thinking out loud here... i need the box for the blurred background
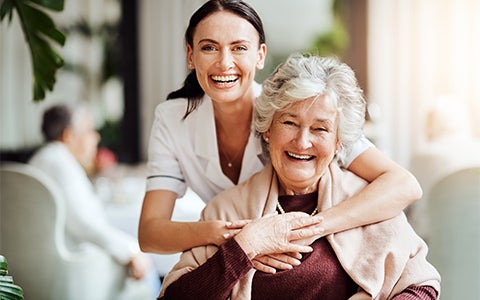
[1,0,479,299]
[1,0,479,165]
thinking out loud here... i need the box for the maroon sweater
[160,192,438,299]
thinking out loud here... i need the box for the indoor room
[1,0,479,299]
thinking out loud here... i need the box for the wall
[368,0,480,166]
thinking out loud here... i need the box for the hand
[253,252,302,274]
[128,252,152,280]
[208,219,251,246]
[234,212,324,260]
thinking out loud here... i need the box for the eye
[313,127,328,132]
[233,45,248,52]
[201,45,217,51]
[282,120,296,126]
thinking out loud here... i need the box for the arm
[320,147,422,235]
[138,190,245,254]
[392,285,438,300]
[160,213,323,298]
[160,239,253,299]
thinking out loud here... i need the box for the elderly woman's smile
[286,151,315,160]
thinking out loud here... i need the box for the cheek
[316,139,337,160]
[268,133,290,162]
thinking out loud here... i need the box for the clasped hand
[230,212,324,273]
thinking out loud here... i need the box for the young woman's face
[187,11,266,104]
[264,96,340,195]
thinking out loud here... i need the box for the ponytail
[167,70,205,119]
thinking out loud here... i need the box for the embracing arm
[320,147,422,235]
[138,190,243,254]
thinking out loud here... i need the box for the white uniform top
[146,83,373,203]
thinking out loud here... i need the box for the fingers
[223,219,251,239]
[282,244,314,255]
[265,253,302,268]
[289,224,325,242]
[252,259,277,274]
[284,212,324,230]
[226,219,251,229]
[222,229,241,240]
[254,255,292,273]
[253,252,304,273]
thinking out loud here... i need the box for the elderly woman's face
[265,95,339,195]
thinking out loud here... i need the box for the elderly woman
[158,54,440,299]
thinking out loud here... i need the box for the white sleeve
[145,104,187,197]
[337,135,375,168]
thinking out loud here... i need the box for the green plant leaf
[30,0,64,11]
[0,0,15,22]
[0,0,65,102]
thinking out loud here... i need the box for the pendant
[227,162,232,168]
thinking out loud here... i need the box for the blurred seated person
[159,54,441,299]
[408,97,480,238]
[29,103,161,299]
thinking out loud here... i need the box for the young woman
[139,0,422,272]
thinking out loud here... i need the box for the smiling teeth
[287,152,313,160]
[211,75,238,82]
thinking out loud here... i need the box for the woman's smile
[210,74,239,88]
[286,151,315,161]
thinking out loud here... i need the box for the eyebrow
[197,38,252,46]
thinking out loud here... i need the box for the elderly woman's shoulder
[329,162,369,199]
[204,165,274,219]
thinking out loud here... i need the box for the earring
[264,137,269,143]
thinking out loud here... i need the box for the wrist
[234,233,257,260]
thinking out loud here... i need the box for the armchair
[0,162,149,300]
[426,167,480,300]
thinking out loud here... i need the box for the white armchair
[426,167,480,300]
[0,162,150,300]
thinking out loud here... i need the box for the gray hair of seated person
[254,53,366,150]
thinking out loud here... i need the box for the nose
[294,128,312,149]
[217,49,234,70]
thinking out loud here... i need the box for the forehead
[193,11,259,44]
[279,95,338,120]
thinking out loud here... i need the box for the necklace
[219,144,244,168]
[215,112,251,168]
[276,201,318,216]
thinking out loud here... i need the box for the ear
[186,44,195,69]
[60,127,73,143]
[263,131,270,143]
[256,44,267,70]
[335,140,341,154]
